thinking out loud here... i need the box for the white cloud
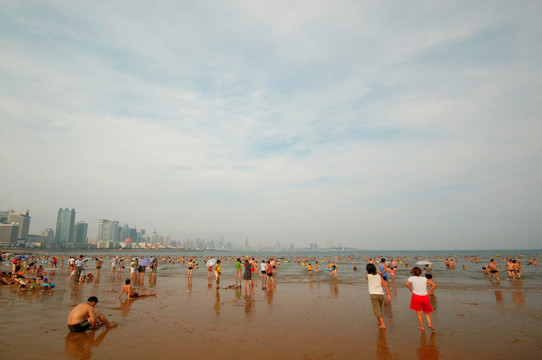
[1,0,541,249]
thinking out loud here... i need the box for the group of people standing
[187,257,279,289]
[365,258,436,332]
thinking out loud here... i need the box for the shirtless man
[67,296,117,332]
[488,259,500,283]
[513,260,522,279]
[117,279,158,299]
[506,259,516,279]
[95,258,103,276]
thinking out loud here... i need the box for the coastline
[1,264,541,359]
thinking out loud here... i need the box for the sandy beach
[1,261,541,360]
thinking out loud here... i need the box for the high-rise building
[150,229,158,244]
[0,223,19,247]
[120,224,132,242]
[129,227,137,243]
[8,210,31,240]
[74,222,88,246]
[97,219,119,247]
[39,228,55,247]
[55,208,76,248]
[0,211,9,223]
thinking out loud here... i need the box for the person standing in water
[406,267,436,331]
[366,263,392,329]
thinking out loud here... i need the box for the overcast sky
[1,1,541,250]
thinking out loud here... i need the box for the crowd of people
[0,251,538,334]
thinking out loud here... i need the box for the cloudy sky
[1,1,541,250]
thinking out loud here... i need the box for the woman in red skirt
[406,266,436,331]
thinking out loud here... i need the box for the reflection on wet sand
[330,282,339,299]
[65,328,112,360]
[214,289,220,317]
[429,294,438,311]
[244,286,255,316]
[511,282,525,304]
[417,331,439,360]
[494,291,504,303]
[118,298,134,317]
[512,291,525,303]
[70,284,82,303]
[265,284,275,306]
[377,328,394,359]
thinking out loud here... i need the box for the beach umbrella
[205,258,217,267]
[416,261,433,266]
[132,257,140,260]
[14,255,29,260]
[139,258,153,267]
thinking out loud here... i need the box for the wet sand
[1,269,541,359]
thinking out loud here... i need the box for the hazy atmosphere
[1,1,541,250]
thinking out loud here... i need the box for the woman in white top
[405,266,436,331]
[365,263,392,329]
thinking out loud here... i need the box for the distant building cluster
[1,208,342,250]
[0,210,31,248]
[0,208,234,250]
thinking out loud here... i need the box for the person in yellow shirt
[307,263,313,274]
[215,260,222,289]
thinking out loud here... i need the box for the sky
[1,1,541,250]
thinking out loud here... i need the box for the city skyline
[2,206,337,250]
[1,2,541,250]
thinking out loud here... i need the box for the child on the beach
[405,266,436,331]
[215,260,221,289]
[365,263,392,329]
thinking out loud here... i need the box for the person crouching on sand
[67,296,117,332]
[405,266,436,332]
[366,263,392,329]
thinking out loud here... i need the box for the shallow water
[11,249,541,291]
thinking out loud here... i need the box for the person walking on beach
[187,258,194,278]
[110,257,118,277]
[266,260,275,285]
[117,279,158,299]
[235,258,242,287]
[424,265,433,280]
[243,259,253,288]
[366,263,392,329]
[406,267,436,331]
[96,258,103,276]
[67,296,117,332]
[506,259,516,280]
[207,260,214,281]
[513,260,522,279]
[215,260,222,289]
[260,260,267,288]
[488,259,501,283]
[378,258,388,282]
[73,255,84,284]
[332,262,338,278]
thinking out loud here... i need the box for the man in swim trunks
[117,279,158,299]
[67,296,117,332]
[488,259,500,283]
